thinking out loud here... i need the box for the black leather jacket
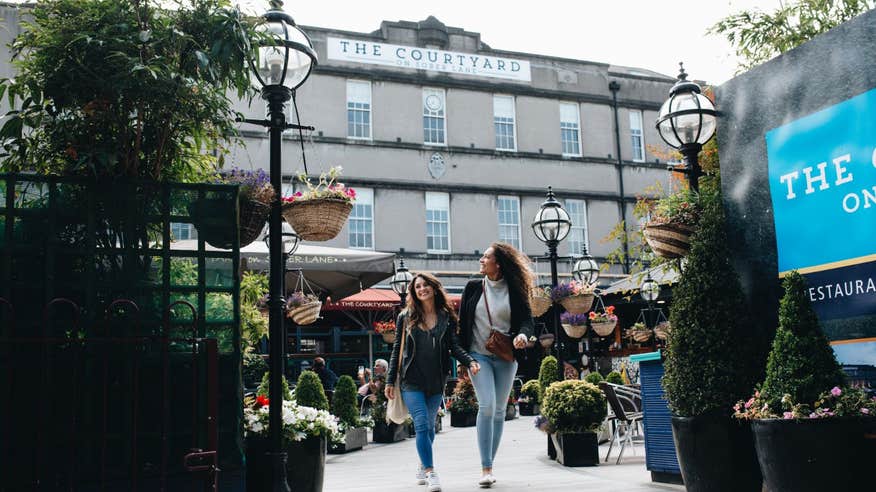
[386,310,474,387]
[457,278,535,361]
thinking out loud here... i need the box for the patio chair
[601,382,644,464]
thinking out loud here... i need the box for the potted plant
[538,355,561,459]
[225,168,274,248]
[281,166,356,241]
[286,291,321,325]
[560,312,588,339]
[242,351,268,390]
[449,378,479,427]
[505,394,518,421]
[245,371,339,492]
[539,380,607,466]
[584,371,604,385]
[625,322,652,343]
[538,332,555,349]
[589,305,618,337]
[605,371,625,386]
[662,187,764,492]
[551,280,595,314]
[733,271,874,492]
[642,188,701,259]
[370,392,408,443]
[373,320,397,344]
[519,380,542,416]
[530,285,553,317]
[329,375,371,454]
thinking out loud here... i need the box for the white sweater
[471,277,512,355]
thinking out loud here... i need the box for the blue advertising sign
[767,87,876,321]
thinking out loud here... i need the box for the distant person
[457,243,535,488]
[359,359,389,401]
[386,272,479,492]
[311,357,338,391]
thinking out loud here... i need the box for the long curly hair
[405,272,458,331]
[490,242,534,308]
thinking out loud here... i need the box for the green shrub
[256,371,292,400]
[295,371,329,411]
[542,380,607,434]
[584,372,604,385]
[759,271,845,412]
[662,186,764,417]
[242,351,268,388]
[538,356,561,398]
[449,378,478,413]
[521,380,542,404]
[332,375,360,427]
[605,371,624,385]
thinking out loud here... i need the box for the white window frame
[346,80,372,140]
[565,199,589,255]
[170,222,196,241]
[348,187,374,250]
[497,195,522,249]
[629,110,645,162]
[493,95,517,152]
[422,88,447,146]
[425,192,451,254]
[560,102,582,157]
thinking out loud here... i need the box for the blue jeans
[401,390,443,469]
[469,352,518,468]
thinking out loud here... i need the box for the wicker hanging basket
[626,327,653,343]
[530,295,552,317]
[562,323,588,339]
[654,321,671,341]
[643,221,696,259]
[239,198,270,248]
[381,331,397,344]
[287,301,321,325]
[538,333,555,349]
[281,198,353,241]
[591,320,617,338]
[558,293,595,314]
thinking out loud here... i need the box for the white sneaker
[478,474,496,488]
[426,471,441,492]
[416,464,427,485]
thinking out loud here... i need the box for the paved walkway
[324,415,684,491]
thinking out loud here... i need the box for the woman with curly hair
[386,272,480,491]
[457,242,535,487]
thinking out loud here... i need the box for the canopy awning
[600,261,680,297]
[171,240,396,300]
[323,288,400,311]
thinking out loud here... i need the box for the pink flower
[733,404,741,412]
[783,412,794,419]
[861,408,870,415]
[809,412,818,419]
[755,390,760,398]
[294,191,302,197]
[744,398,755,409]
[830,387,842,397]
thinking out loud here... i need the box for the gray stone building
[229,15,677,292]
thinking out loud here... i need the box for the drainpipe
[609,80,630,274]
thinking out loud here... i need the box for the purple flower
[783,412,794,419]
[861,408,870,415]
[560,312,589,325]
[830,386,842,397]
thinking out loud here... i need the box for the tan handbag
[386,318,410,424]
[482,280,515,362]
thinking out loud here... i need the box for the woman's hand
[469,361,481,376]
[513,334,528,349]
[384,385,395,400]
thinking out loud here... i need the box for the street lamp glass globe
[641,278,661,302]
[391,262,414,295]
[655,64,717,150]
[572,255,599,286]
[281,232,300,256]
[253,10,317,91]
[532,188,571,244]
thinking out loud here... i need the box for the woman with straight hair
[385,272,480,492]
[458,242,535,488]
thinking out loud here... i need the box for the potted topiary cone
[736,271,873,492]
[519,380,542,416]
[541,380,607,466]
[329,376,369,454]
[538,355,561,459]
[662,187,764,492]
[288,371,330,492]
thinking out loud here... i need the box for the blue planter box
[630,351,683,485]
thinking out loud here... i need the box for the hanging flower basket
[282,198,353,242]
[560,312,588,339]
[626,323,653,343]
[588,304,618,337]
[591,320,617,338]
[381,331,397,344]
[561,323,587,339]
[654,321,671,341]
[373,321,397,344]
[643,221,696,259]
[288,300,321,325]
[187,197,236,249]
[239,198,270,248]
[539,333,555,349]
[530,294,552,318]
[551,280,595,315]
[559,294,595,315]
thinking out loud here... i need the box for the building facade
[229,15,677,291]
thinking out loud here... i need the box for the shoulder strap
[396,313,407,378]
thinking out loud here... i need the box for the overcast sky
[238,0,786,85]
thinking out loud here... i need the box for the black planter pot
[671,416,761,492]
[372,421,407,443]
[329,427,368,454]
[550,432,599,466]
[450,411,477,427]
[246,435,326,492]
[518,401,539,416]
[752,417,873,492]
[547,434,556,459]
[504,404,517,421]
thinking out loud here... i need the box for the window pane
[349,188,373,249]
[497,197,520,248]
[423,89,446,145]
[426,192,450,253]
[630,110,644,161]
[494,96,516,151]
[565,199,588,255]
[347,81,371,139]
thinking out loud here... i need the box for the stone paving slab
[324,416,685,491]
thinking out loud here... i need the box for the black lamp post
[245,3,316,490]
[390,259,414,309]
[531,187,571,381]
[655,63,718,193]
